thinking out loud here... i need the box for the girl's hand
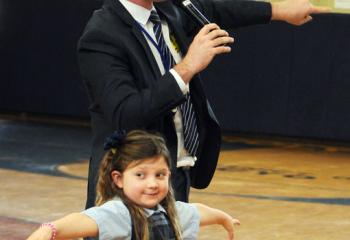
[195,203,241,239]
[222,216,240,240]
[26,226,52,240]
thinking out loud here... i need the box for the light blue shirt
[83,200,200,240]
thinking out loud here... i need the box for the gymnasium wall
[1,1,349,141]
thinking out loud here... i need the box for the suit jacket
[78,0,271,193]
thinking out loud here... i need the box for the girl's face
[112,156,170,209]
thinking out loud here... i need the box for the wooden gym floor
[0,117,349,239]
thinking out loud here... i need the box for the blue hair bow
[103,130,127,151]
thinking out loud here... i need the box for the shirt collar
[119,0,156,26]
[144,204,167,217]
[112,197,167,217]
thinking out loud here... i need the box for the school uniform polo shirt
[82,200,200,240]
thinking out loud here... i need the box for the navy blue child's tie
[149,10,199,157]
[148,211,175,240]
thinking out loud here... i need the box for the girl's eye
[135,173,145,178]
[156,172,167,178]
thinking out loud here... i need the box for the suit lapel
[108,0,161,78]
[155,2,191,54]
[107,0,191,78]
[131,27,161,77]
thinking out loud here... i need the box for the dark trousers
[171,167,191,202]
[85,157,98,210]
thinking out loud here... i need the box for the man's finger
[207,29,229,40]
[310,5,331,14]
[212,36,234,47]
[200,23,220,34]
[298,15,313,25]
[213,46,232,55]
[305,15,313,23]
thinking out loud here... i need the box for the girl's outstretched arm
[26,213,98,240]
[194,203,240,240]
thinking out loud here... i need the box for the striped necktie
[149,10,199,157]
[148,211,176,240]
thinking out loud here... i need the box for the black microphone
[176,0,211,26]
[174,0,228,46]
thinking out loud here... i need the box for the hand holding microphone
[173,0,234,83]
[174,23,234,84]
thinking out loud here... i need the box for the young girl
[27,130,240,240]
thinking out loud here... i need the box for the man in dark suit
[78,0,328,209]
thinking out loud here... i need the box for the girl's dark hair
[96,130,181,240]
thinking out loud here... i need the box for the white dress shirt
[119,0,197,167]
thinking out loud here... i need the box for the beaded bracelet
[40,222,57,240]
